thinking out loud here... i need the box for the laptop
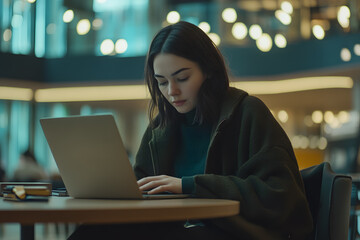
[40,114,189,200]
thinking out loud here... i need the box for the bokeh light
[340,48,351,62]
[249,24,262,40]
[208,33,221,46]
[100,39,114,55]
[115,39,128,54]
[274,34,287,48]
[198,22,211,33]
[232,22,247,40]
[76,19,91,35]
[256,33,272,52]
[312,25,325,40]
[63,10,74,23]
[222,8,237,23]
[166,11,180,24]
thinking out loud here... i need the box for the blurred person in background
[0,166,5,182]
[13,149,48,182]
[0,147,5,181]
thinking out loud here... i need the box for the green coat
[134,87,313,239]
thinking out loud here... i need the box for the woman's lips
[172,100,186,107]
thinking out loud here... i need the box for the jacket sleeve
[133,125,154,180]
[192,96,313,238]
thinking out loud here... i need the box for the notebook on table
[40,114,189,200]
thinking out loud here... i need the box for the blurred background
[0,0,360,238]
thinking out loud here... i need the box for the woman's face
[153,53,206,114]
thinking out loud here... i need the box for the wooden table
[0,197,240,240]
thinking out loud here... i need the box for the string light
[354,44,360,56]
[275,10,291,25]
[3,29,11,41]
[208,33,221,46]
[232,22,247,40]
[249,24,262,40]
[278,110,289,123]
[256,33,272,52]
[312,110,323,124]
[198,22,211,33]
[166,11,180,24]
[274,34,287,48]
[337,6,350,28]
[222,8,237,23]
[76,19,91,35]
[100,39,114,55]
[340,48,351,62]
[63,10,74,23]
[312,25,325,40]
[115,39,128,54]
[281,1,293,14]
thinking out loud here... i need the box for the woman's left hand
[137,175,182,194]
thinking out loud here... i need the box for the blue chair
[301,162,352,240]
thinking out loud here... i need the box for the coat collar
[215,87,248,128]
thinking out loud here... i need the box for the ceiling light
[274,34,287,48]
[35,85,149,102]
[256,33,272,52]
[230,76,353,95]
[354,44,360,56]
[324,111,335,124]
[278,110,289,123]
[232,22,247,40]
[249,24,262,40]
[338,6,351,18]
[166,11,180,24]
[198,22,211,33]
[340,48,351,62]
[76,19,91,35]
[312,110,323,124]
[222,8,237,23]
[208,33,221,46]
[63,10,74,23]
[0,87,33,101]
[3,29,11,41]
[275,10,291,25]
[100,39,114,55]
[337,6,350,28]
[312,25,325,40]
[115,39,128,54]
[281,1,293,14]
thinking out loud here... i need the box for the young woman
[69,21,313,240]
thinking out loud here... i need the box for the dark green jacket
[134,87,313,239]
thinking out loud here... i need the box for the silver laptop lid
[40,114,143,199]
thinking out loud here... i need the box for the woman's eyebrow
[154,68,190,78]
[171,68,190,76]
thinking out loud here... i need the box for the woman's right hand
[137,175,182,194]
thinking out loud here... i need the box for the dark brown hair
[145,21,229,128]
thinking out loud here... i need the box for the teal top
[173,110,212,193]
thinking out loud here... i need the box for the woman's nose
[168,82,180,96]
